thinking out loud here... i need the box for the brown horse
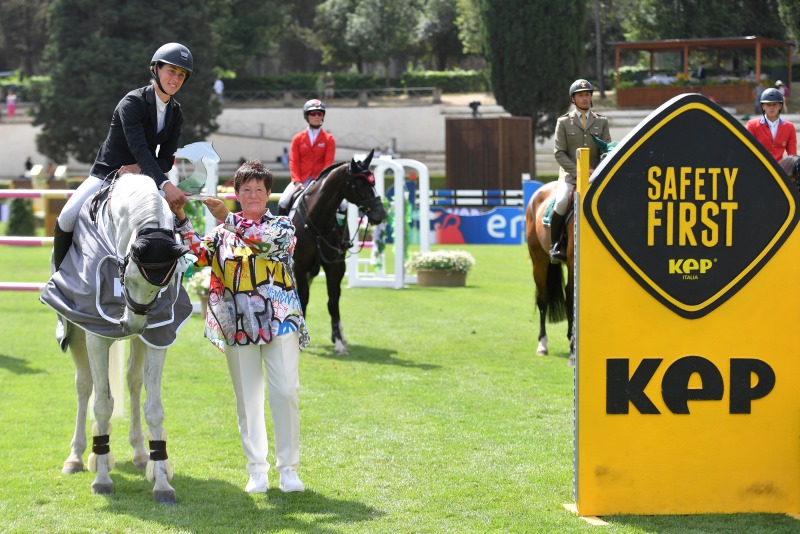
[525,181,574,360]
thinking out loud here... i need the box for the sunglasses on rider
[308,111,324,117]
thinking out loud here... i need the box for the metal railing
[223,86,439,106]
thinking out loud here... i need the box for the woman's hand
[203,198,230,221]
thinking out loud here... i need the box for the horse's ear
[364,149,374,168]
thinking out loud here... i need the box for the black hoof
[154,489,177,505]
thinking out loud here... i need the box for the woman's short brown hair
[233,160,274,193]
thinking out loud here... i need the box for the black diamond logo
[584,94,799,318]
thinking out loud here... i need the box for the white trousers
[277,182,298,209]
[225,332,301,475]
[57,176,104,232]
[553,179,575,216]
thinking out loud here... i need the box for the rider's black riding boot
[549,212,567,264]
[52,220,74,272]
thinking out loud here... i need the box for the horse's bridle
[297,169,381,261]
[118,229,180,315]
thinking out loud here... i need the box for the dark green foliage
[778,0,800,47]
[222,70,488,93]
[401,70,488,92]
[624,0,785,41]
[480,0,585,142]
[7,199,35,236]
[33,0,220,165]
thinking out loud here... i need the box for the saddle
[542,196,574,228]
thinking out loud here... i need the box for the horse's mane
[114,174,168,230]
[315,161,345,181]
[779,155,800,182]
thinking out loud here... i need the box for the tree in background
[0,0,50,78]
[454,0,482,55]
[777,0,800,48]
[315,0,363,71]
[620,0,784,41]
[211,0,288,75]
[480,0,584,175]
[34,0,219,165]
[316,0,420,78]
[416,0,463,70]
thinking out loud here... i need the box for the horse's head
[346,150,387,225]
[119,227,190,334]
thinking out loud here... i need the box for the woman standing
[172,160,309,494]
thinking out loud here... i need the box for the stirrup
[549,246,566,265]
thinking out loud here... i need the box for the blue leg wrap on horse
[149,440,168,461]
[92,435,110,455]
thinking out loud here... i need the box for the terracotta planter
[416,269,467,287]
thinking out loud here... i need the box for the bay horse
[291,151,387,355]
[525,181,574,361]
[41,173,191,504]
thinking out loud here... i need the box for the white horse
[43,173,191,504]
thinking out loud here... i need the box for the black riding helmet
[150,43,193,95]
[303,99,326,120]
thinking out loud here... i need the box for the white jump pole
[346,158,406,289]
[393,159,431,254]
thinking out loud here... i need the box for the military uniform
[554,108,611,185]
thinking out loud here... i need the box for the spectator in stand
[315,74,325,100]
[776,80,789,112]
[323,72,335,100]
[746,87,796,161]
[6,88,16,118]
[696,63,706,80]
[214,77,224,103]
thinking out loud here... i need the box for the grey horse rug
[40,191,192,350]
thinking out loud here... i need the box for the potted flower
[405,249,476,287]
[184,267,212,315]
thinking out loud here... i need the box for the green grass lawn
[0,243,798,533]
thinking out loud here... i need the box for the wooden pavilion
[612,36,795,108]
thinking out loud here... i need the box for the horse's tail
[545,263,568,323]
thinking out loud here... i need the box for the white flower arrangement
[184,267,211,297]
[405,250,476,274]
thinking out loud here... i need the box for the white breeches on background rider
[225,332,301,476]
[278,180,346,212]
[554,179,575,217]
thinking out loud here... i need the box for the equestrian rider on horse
[551,79,611,264]
[52,42,193,271]
[277,99,337,216]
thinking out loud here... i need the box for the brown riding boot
[549,212,567,264]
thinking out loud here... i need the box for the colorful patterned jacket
[176,211,309,352]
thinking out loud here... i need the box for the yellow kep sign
[574,94,800,515]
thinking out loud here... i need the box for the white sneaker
[245,471,268,493]
[279,468,305,493]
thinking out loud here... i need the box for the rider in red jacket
[277,99,336,214]
[746,87,797,161]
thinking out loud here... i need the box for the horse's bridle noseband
[118,229,181,315]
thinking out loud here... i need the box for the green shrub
[7,198,35,236]
[401,70,488,93]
